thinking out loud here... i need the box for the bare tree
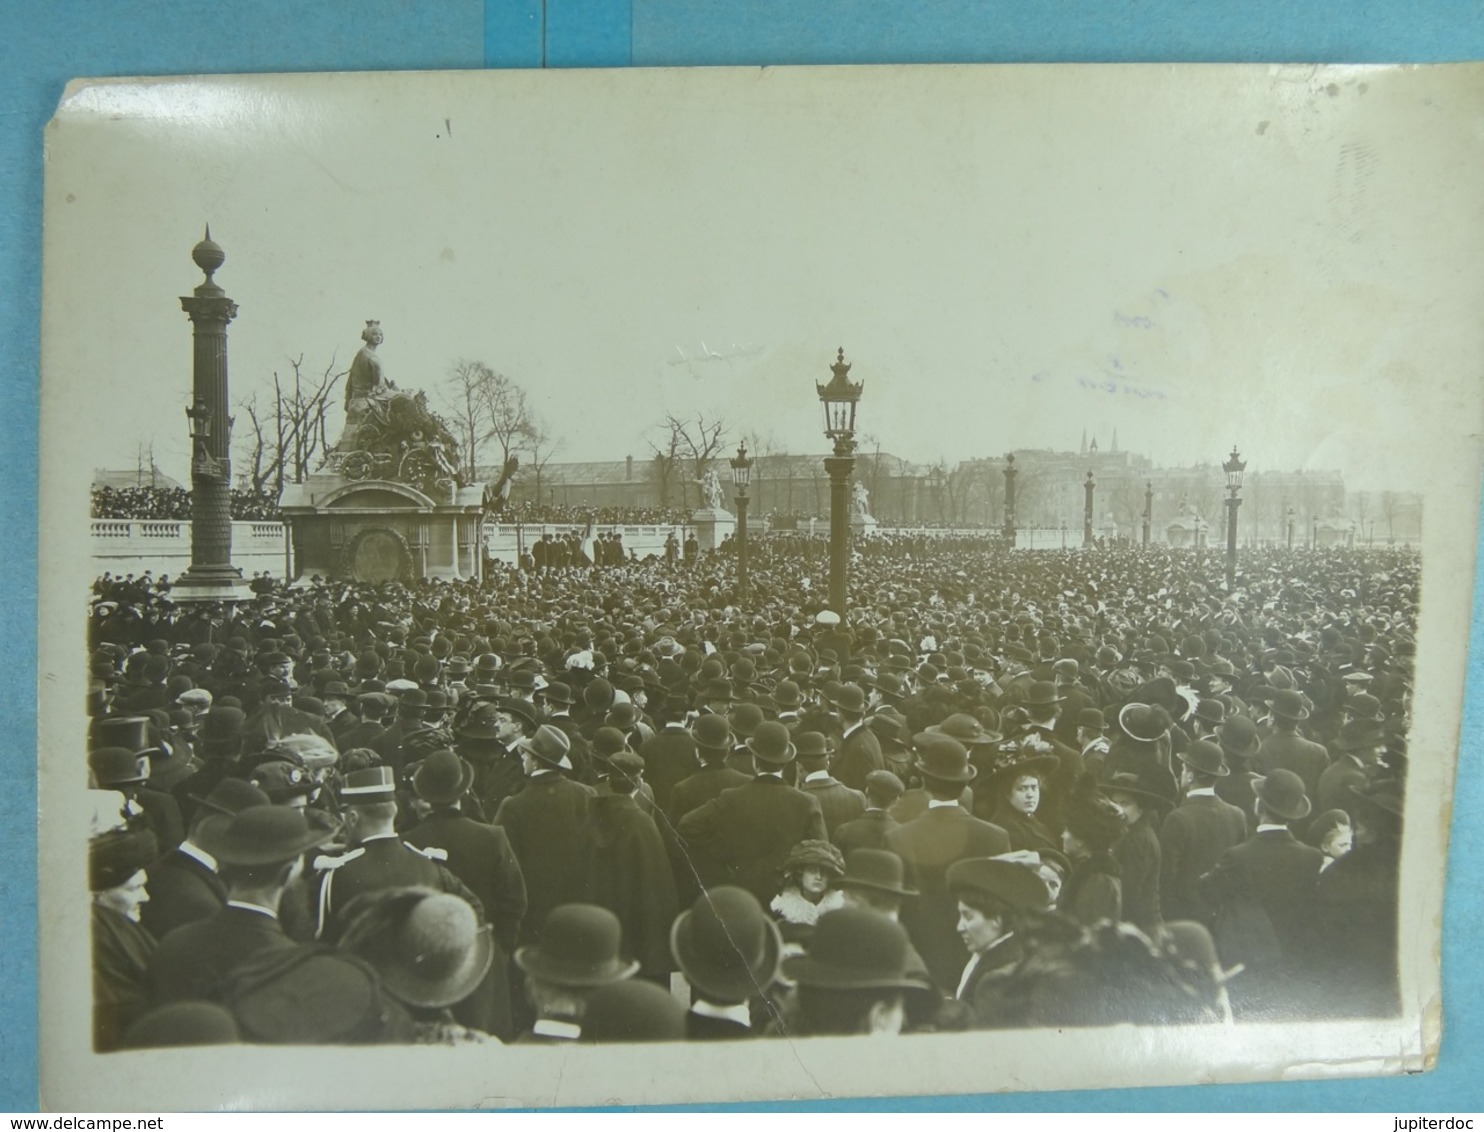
[441,360,494,480]
[525,417,561,503]
[235,355,344,496]
[649,413,731,509]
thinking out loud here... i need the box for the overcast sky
[41,64,1484,495]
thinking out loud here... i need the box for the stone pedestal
[689,507,736,551]
[850,513,879,538]
[279,474,487,583]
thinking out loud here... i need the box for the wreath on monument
[341,525,415,583]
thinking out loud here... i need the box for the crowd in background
[91,485,283,523]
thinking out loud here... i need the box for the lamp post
[816,347,863,616]
[1142,481,1152,546]
[1286,505,1295,550]
[929,466,945,526]
[174,228,248,603]
[730,441,753,603]
[1060,519,1067,549]
[1222,445,1246,589]
[1003,453,1018,547]
[1083,470,1095,547]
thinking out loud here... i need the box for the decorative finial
[192,225,225,282]
[837,347,845,364]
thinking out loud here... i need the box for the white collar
[1256,823,1289,834]
[225,899,278,920]
[955,952,982,999]
[841,720,866,740]
[177,840,218,873]
[690,1000,751,1027]
[531,1018,582,1040]
[928,799,961,810]
[359,831,400,843]
[1185,786,1217,797]
[755,771,783,780]
[803,770,831,784]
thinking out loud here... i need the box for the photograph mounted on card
[38,63,1483,1109]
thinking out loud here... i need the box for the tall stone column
[173,228,249,603]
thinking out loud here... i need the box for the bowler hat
[1253,769,1311,821]
[201,805,337,866]
[1075,708,1105,731]
[912,733,977,783]
[515,904,640,987]
[1193,700,1226,727]
[539,682,575,706]
[456,702,504,740]
[825,682,867,715]
[771,680,803,709]
[191,777,271,817]
[1101,766,1178,810]
[339,887,494,1009]
[927,713,1003,747]
[1215,716,1260,761]
[411,749,473,805]
[1117,703,1172,744]
[834,848,917,898]
[692,714,734,752]
[746,720,796,766]
[670,886,782,1004]
[123,1003,240,1049]
[781,907,932,995]
[1268,689,1310,721]
[730,703,765,738]
[1332,717,1385,753]
[1177,739,1230,778]
[946,856,1051,914]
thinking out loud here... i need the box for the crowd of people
[497,500,693,527]
[91,485,283,523]
[84,535,1413,1049]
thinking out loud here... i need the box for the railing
[90,519,284,542]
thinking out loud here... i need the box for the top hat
[517,725,574,769]
[912,733,977,783]
[89,747,149,788]
[833,848,917,898]
[1177,738,1230,778]
[200,805,337,867]
[946,856,1051,914]
[412,749,473,805]
[1268,689,1310,721]
[746,721,796,766]
[780,907,931,995]
[515,904,640,987]
[927,713,1003,747]
[90,716,154,754]
[670,886,783,1004]
[1253,769,1311,821]
[338,888,494,1009]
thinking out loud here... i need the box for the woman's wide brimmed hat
[338,887,495,1009]
[780,907,932,997]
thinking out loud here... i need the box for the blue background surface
[2,0,1480,1113]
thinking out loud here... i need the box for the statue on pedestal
[853,479,872,518]
[329,320,467,496]
[697,468,725,511]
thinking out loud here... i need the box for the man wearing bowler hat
[670,886,784,1039]
[88,742,184,854]
[1256,689,1331,812]
[887,733,1011,990]
[494,726,598,948]
[1199,768,1325,1021]
[140,778,270,940]
[676,721,827,906]
[513,904,640,1043]
[831,849,937,1019]
[795,732,868,837]
[826,682,885,792]
[308,766,486,942]
[1159,739,1249,926]
[1317,717,1383,817]
[148,803,337,1006]
[782,906,933,1037]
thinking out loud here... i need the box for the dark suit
[139,845,226,940]
[676,774,827,905]
[149,904,298,1005]
[798,772,867,836]
[1114,813,1162,935]
[685,1010,753,1040]
[1200,826,1324,1019]
[831,722,884,792]
[887,804,1011,988]
[309,835,486,941]
[1159,790,1249,924]
[1317,755,1370,818]
[495,772,597,945]
[93,905,156,1051]
[961,933,1026,1030]
[403,808,527,954]
[639,725,701,813]
[667,766,751,825]
[336,717,386,752]
[832,809,900,855]
[1256,729,1330,809]
[582,794,678,981]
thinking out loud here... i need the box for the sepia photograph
[36,62,1484,1108]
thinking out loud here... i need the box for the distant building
[93,466,186,492]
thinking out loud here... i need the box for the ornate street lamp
[1142,481,1153,547]
[816,348,863,616]
[1083,470,1096,547]
[1003,454,1018,546]
[1222,445,1247,588]
[730,441,753,603]
[1286,504,1295,550]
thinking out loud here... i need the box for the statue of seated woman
[337,320,397,453]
